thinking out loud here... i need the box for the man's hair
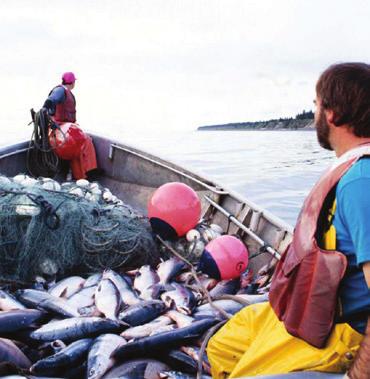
[316,62,370,137]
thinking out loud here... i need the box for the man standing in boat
[208,63,370,379]
[43,72,98,180]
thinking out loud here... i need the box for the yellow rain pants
[207,302,363,378]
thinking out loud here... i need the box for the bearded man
[207,63,370,379]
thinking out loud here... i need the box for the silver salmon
[161,283,196,315]
[157,258,186,285]
[95,278,121,320]
[84,273,103,288]
[48,276,85,298]
[66,285,97,311]
[119,300,166,326]
[103,269,140,306]
[87,333,127,379]
[209,278,240,299]
[30,317,123,342]
[102,359,170,379]
[121,315,172,340]
[113,318,218,360]
[0,289,26,311]
[0,337,32,369]
[159,371,212,379]
[193,299,244,318]
[134,265,160,300]
[0,309,46,333]
[16,289,79,318]
[166,310,194,328]
[30,338,93,375]
[149,324,177,336]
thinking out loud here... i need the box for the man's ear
[324,109,336,126]
[326,108,348,127]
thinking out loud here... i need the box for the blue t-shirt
[48,86,66,104]
[333,157,370,334]
[46,86,66,115]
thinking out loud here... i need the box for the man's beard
[315,111,333,151]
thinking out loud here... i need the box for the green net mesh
[0,175,158,282]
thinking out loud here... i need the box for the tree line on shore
[198,110,314,131]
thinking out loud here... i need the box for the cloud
[0,0,370,139]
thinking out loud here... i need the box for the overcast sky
[1,0,370,140]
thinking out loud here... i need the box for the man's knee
[207,332,221,360]
[207,334,230,379]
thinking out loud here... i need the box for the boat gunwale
[99,133,294,235]
[0,135,294,237]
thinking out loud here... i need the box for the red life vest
[269,149,370,348]
[52,85,76,123]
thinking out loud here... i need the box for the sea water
[116,130,335,226]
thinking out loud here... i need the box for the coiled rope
[26,109,61,178]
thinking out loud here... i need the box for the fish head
[177,305,193,315]
[139,265,151,273]
[88,366,101,379]
[153,300,167,313]
[161,294,175,309]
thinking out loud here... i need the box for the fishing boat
[0,134,292,270]
[0,134,342,378]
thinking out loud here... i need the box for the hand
[43,99,53,110]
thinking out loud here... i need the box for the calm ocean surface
[114,130,335,226]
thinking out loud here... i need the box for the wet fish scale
[95,278,121,320]
[0,309,46,333]
[119,300,166,326]
[166,310,194,328]
[87,333,127,379]
[103,269,140,306]
[17,289,80,317]
[84,273,103,288]
[30,338,93,375]
[159,371,212,379]
[48,276,86,298]
[134,265,160,297]
[121,315,172,340]
[30,317,123,342]
[157,258,187,285]
[209,278,240,299]
[163,350,198,374]
[67,285,97,312]
[113,318,218,360]
[0,290,26,311]
[193,299,244,318]
[102,359,170,379]
[161,283,196,315]
[0,337,32,369]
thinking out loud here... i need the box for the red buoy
[148,182,201,239]
[198,235,249,280]
[49,123,86,160]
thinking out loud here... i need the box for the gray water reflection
[111,130,335,226]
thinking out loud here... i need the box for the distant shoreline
[197,115,315,132]
[197,127,315,132]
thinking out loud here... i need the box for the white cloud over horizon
[1,0,370,142]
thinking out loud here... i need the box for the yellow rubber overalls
[207,200,364,378]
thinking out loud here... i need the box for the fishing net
[0,175,158,282]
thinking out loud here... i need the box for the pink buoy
[148,182,201,239]
[199,235,249,280]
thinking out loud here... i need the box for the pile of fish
[4,174,128,217]
[0,255,272,378]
